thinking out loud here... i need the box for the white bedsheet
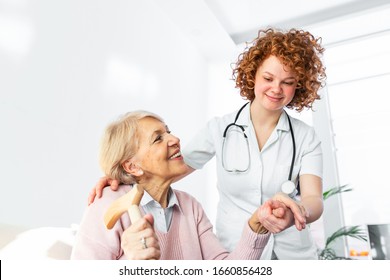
[0,224,78,260]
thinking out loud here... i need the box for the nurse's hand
[87,176,120,205]
[250,200,287,234]
[121,214,161,260]
[272,192,308,231]
[87,165,195,205]
[256,199,295,234]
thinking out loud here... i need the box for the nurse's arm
[88,176,120,205]
[87,165,195,205]
[298,174,324,224]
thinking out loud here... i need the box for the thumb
[270,200,286,218]
[144,213,154,227]
[272,207,285,218]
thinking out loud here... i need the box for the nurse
[184,28,325,259]
[89,28,326,259]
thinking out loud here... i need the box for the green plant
[322,184,353,200]
[318,185,368,260]
[319,225,367,259]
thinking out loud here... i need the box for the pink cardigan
[71,185,270,260]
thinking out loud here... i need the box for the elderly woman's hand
[121,214,161,260]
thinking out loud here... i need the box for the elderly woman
[71,110,296,260]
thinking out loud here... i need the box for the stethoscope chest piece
[281,180,298,198]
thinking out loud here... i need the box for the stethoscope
[221,102,298,198]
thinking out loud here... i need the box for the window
[323,27,390,257]
[326,31,390,227]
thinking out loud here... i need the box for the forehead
[138,117,166,134]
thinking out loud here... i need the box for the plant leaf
[323,184,353,200]
[325,225,367,247]
[319,248,337,260]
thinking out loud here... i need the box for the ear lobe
[122,160,143,177]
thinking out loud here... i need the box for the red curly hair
[232,28,327,112]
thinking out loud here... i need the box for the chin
[264,104,285,112]
[174,166,188,176]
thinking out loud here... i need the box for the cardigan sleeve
[192,194,270,260]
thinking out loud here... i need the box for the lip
[168,149,183,160]
[265,93,283,102]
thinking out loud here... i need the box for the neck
[137,178,172,208]
[250,102,283,128]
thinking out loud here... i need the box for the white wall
[0,0,211,228]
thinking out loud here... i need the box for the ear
[122,160,144,177]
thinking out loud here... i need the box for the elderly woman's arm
[196,199,297,260]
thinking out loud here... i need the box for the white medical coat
[183,104,322,259]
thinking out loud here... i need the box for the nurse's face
[131,117,187,181]
[253,55,297,112]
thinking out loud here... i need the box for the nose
[271,81,282,94]
[167,133,180,147]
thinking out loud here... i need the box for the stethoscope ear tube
[223,123,247,138]
[285,112,296,181]
[222,102,249,138]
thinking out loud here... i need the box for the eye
[153,135,162,143]
[283,81,295,85]
[263,76,272,82]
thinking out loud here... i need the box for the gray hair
[99,110,164,184]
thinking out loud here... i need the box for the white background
[1,0,390,259]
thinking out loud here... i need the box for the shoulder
[173,189,204,214]
[102,184,131,199]
[287,115,322,154]
[186,110,237,143]
[173,189,198,204]
[288,115,317,138]
[78,185,133,234]
[87,185,132,215]
[288,115,312,131]
[209,111,235,124]
[205,110,239,132]
[73,185,131,259]
[172,189,212,228]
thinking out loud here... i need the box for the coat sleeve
[182,118,218,170]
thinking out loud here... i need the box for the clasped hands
[121,192,307,260]
[89,178,308,259]
[254,192,308,234]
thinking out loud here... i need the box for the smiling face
[128,117,187,182]
[253,55,298,112]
